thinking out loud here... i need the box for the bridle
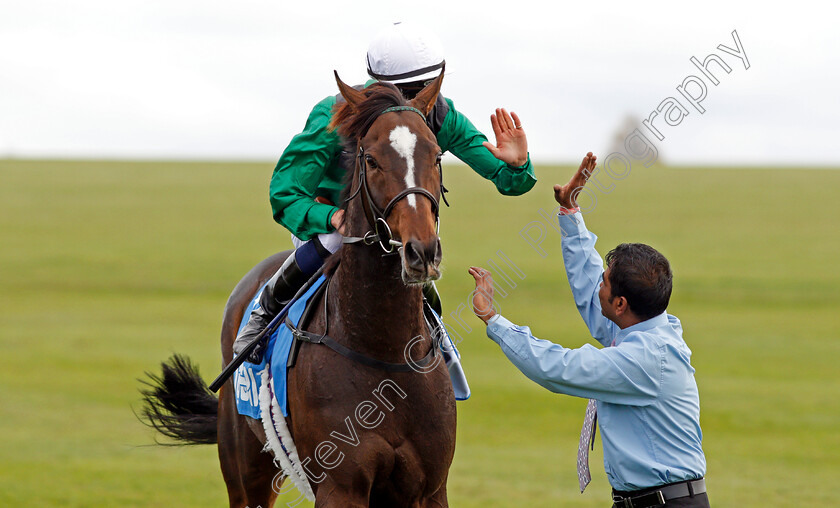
[342,105,449,254]
[286,105,450,375]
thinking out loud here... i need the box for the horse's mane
[328,82,409,141]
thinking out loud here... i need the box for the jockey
[234,22,536,362]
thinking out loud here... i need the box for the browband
[380,106,426,121]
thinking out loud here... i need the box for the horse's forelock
[329,83,409,141]
[331,82,412,209]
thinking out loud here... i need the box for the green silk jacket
[269,89,537,241]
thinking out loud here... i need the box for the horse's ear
[334,71,365,110]
[410,66,445,116]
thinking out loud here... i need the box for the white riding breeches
[291,231,343,254]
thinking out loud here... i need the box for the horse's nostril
[405,241,425,269]
[433,238,442,265]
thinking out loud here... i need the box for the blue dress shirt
[485,211,706,491]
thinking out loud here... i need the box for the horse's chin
[400,265,442,286]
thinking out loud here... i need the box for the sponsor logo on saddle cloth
[233,276,328,419]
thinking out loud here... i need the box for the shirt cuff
[486,314,514,345]
[307,202,339,233]
[557,210,587,238]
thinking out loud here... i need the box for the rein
[342,105,450,254]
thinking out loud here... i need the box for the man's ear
[613,296,629,316]
[334,70,365,110]
[409,65,444,116]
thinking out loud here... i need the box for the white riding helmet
[366,22,445,84]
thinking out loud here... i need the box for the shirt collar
[614,311,669,344]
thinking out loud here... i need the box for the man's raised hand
[553,152,597,210]
[482,108,528,167]
[468,266,497,324]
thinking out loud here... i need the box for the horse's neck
[331,235,426,360]
[333,249,425,353]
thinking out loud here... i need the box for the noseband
[342,105,450,253]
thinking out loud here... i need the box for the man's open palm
[482,108,528,167]
[554,152,597,209]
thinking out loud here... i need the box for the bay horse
[140,72,456,507]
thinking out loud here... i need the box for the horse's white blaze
[389,125,418,209]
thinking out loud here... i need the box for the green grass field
[1,158,838,507]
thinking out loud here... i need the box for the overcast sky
[1,0,836,165]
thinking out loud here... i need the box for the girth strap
[287,322,437,373]
[285,277,438,373]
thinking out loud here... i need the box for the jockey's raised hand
[553,152,597,210]
[482,108,528,167]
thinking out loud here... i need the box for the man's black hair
[605,243,673,321]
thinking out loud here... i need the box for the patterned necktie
[577,398,597,492]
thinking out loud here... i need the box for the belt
[612,478,706,508]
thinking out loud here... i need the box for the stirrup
[422,297,470,401]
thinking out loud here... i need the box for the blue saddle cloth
[233,275,470,419]
[233,275,327,419]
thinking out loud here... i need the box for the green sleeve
[269,97,341,241]
[436,97,537,196]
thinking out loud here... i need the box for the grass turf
[0,158,838,506]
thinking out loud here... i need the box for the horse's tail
[139,354,218,445]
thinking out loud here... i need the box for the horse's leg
[240,453,280,508]
[218,384,247,507]
[218,384,279,508]
[219,385,280,507]
[227,415,279,508]
[217,413,280,507]
[313,482,370,508]
[421,480,449,508]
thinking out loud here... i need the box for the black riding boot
[233,250,311,363]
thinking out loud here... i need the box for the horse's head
[330,71,445,285]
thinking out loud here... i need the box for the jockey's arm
[435,97,537,196]
[269,97,343,242]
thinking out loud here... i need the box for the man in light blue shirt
[469,153,709,507]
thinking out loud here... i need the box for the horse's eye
[365,154,378,169]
